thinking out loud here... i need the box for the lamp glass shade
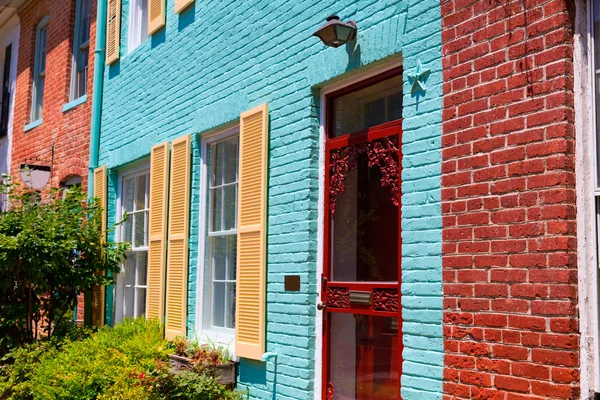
[316,25,336,46]
[20,165,51,190]
[335,25,353,43]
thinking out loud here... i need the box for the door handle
[317,301,327,311]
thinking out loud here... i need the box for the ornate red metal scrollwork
[326,382,334,400]
[329,136,399,213]
[326,287,350,309]
[373,289,399,312]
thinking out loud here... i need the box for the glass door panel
[329,314,400,400]
[332,152,399,282]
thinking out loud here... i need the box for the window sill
[24,119,42,132]
[196,329,236,359]
[62,94,87,112]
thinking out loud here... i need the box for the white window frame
[114,162,150,323]
[70,0,91,101]
[128,0,148,54]
[196,126,240,352]
[30,16,48,123]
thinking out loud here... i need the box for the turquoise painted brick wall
[97,0,443,398]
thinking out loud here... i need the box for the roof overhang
[0,0,28,30]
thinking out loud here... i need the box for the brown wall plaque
[284,275,301,291]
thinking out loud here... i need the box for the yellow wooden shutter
[148,0,165,35]
[235,104,269,360]
[174,0,193,14]
[92,166,107,327]
[146,143,170,322]
[164,135,191,340]
[105,0,121,65]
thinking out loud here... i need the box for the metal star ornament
[409,61,430,96]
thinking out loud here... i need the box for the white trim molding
[576,0,599,398]
[314,56,403,400]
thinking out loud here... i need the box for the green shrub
[0,318,243,400]
[30,318,168,400]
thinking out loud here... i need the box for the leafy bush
[0,318,243,400]
[0,179,128,354]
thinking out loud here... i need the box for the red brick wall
[10,0,95,190]
[441,1,578,399]
[10,0,97,323]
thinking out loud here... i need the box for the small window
[115,166,149,323]
[31,17,48,123]
[0,44,12,138]
[330,73,403,137]
[61,175,82,199]
[70,0,92,100]
[201,131,239,339]
[128,0,148,53]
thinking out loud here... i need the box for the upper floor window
[0,44,12,138]
[31,16,48,122]
[199,129,239,343]
[70,0,92,100]
[128,0,148,53]
[115,166,149,323]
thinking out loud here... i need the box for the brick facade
[10,0,95,190]
[441,1,578,398]
[10,0,96,323]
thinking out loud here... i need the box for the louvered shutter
[92,166,107,327]
[105,0,121,65]
[148,0,165,35]
[146,143,170,323]
[164,135,191,340]
[174,0,193,14]
[235,104,269,360]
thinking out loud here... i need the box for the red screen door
[321,68,403,400]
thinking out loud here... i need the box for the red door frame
[321,67,403,400]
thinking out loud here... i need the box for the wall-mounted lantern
[313,15,357,48]
[20,164,51,190]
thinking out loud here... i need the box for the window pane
[135,174,146,211]
[226,235,236,281]
[210,187,222,232]
[212,236,226,281]
[223,137,238,184]
[123,213,132,243]
[125,178,134,212]
[134,212,145,247]
[136,288,146,317]
[76,47,88,97]
[137,251,148,286]
[79,0,91,44]
[212,282,225,328]
[126,252,136,287]
[225,282,235,329]
[214,142,224,186]
[39,28,47,73]
[124,253,136,318]
[222,185,236,231]
[332,74,403,137]
[140,0,149,44]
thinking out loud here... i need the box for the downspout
[82,0,107,326]
[88,0,106,195]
